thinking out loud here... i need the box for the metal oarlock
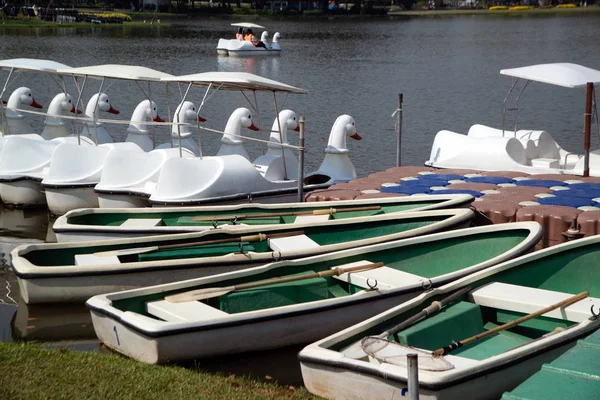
[366,278,379,291]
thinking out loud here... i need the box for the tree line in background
[2,0,596,14]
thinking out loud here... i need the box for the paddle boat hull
[0,136,61,207]
[299,233,600,400]
[95,148,196,210]
[14,209,475,304]
[0,179,46,207]
[216,39,281,57]
[426,63,600,177]
[52,194,474,242]
[84,222,541,364]
[42,142,145,215]
[426,125,595,176]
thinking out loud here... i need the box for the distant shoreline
[1,5,599,28]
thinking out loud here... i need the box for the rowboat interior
[102,227,534,322]
[330,243,600,366]
[22,213,460,266]
[63,201,450,229]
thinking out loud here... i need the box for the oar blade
[165,286,234,303]
[93,246,159,257]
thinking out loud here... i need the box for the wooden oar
[190,205,381,222]
[165,262,385,303]
[432,290,589,357]
[343,286,472,359]
[92,230,305,257]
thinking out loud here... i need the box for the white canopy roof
[231,22,266,29]
[162,72,307,94]
[0,58,72,74]
[56,64,173,81]
[500,63,600,88]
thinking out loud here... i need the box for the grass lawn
[0,342,318,399]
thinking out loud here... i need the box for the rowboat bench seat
[75,254,121,266]
[293,214,331,224]
[332,260,426,292]
[120,218,164,227]
[146,300,229,323]
[469,282,599,323]
[268,234,320,252]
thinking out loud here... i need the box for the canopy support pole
[0,67,14,136]
[584,82,594,177]
[297,116,305,202]
[273,91,288,180]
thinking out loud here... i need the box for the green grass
[0,342,317,400]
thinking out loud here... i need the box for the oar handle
[380,286,473,339]
[234,262,384,291]
[157,230,305,251]
[432,290,589,357]
[190,205,381,221]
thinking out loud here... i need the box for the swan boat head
[261,31,269,47]
[222,107,259,145]
[271,32,281,50]
[42,93,82,140]
[171,101,206,139]
[326,114,361,154]
[268,109,298,148]
[2,87,43,135]
[80,93,120,143]
[216,107,259,160]
[127,99,164,135]
[309,114,361,183]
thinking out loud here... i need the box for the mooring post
[583,82,593,177]
[407,353,419,400]
[396,93,403,167]
[297,116,305,202]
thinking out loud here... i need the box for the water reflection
[0,205,52,241]
[216,55,282,77]
[11,300,95,343]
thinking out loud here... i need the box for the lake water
[1,13,600,385]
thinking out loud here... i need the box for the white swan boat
[39,64,174,215]
[96,71,360,208]
[0,58,71,137]
[94,105,255,208]
[216,23,281,57]
[426,63,600,177]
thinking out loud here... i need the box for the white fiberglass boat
[426,63,600,177]
[97,71,361,208]
[217,23,281,57]
[40,64,173,215]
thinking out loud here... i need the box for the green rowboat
[84,221,542,364]
[13,208,474,304]
[299,232,600,400]
[52,194,474,242]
